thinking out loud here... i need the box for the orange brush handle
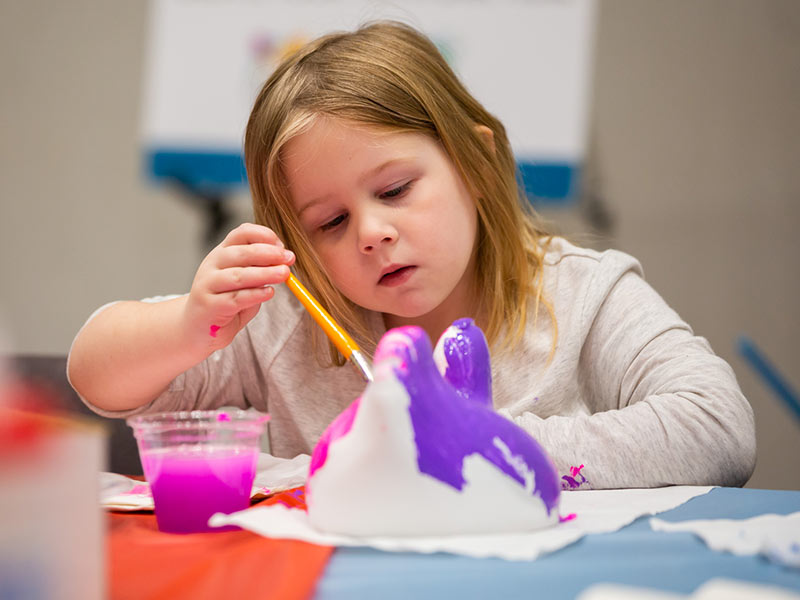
[285,274,359,359]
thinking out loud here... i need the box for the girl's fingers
[215,243,295,270]
[208,286,275,320]
[220,223,283,248]
[206,264,291,294]
[188,224,292,330]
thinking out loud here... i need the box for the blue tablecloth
[314,488,800,599]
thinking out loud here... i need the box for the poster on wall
[141,0,596,203]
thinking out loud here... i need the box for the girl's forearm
[68,297,210,412]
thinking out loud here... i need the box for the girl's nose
[358,213,398,254]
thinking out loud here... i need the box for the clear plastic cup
[127,409,269,534]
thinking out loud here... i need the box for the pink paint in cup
[127,410,269,534]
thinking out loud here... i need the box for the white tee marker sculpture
[307,318,561,536]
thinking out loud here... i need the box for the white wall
[1,0,797,488]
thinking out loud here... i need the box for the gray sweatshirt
[72,238,756,489]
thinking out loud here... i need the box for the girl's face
[283,116,479,335]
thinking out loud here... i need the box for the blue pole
[737,335,800,424]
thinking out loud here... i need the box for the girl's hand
[183,223,295,354]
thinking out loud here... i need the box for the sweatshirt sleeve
[513,255,756,489]
[67,295,250,419]
[69,285,304,420]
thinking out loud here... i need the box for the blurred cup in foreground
[127,409,269,533]
[0,406,105,600]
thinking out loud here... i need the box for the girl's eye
[379,181,413,200]
[320,213,347,232]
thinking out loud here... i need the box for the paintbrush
[285,273,374,382]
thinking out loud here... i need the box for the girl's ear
[474,124,496,154]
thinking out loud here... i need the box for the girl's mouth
[379,266,416,287]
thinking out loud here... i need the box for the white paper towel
[650,511,800,568]
[209,485,713,561]
[578,578,800,600]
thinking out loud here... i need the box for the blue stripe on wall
[147,149,247,194]
[146,150,579,206]
[518,161,580,206]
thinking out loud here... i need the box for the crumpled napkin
[209,485,713,561]
[650,511,800,568]
[578,578,800,600]
[100,453,310,510]
[100,472,152,509]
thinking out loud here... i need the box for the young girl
[68,21,755,489]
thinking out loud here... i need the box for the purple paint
[384,320,560,515]
[141,446,258,533]
[440,318,492,409]
[561,464,589,490]
[276,487,306,509]
[209,324,221,337]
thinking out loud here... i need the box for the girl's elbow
[725,425,757,487]
[718,402,757,487]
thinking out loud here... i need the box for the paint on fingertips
[209,324,221,337]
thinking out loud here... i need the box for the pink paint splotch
[209,324,221,337]
[309,397,361,477]
[559,513,577,523]
[561,464,590,490]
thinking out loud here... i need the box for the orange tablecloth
[108,487,333,600]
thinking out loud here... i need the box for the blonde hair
[245,20,555,365]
